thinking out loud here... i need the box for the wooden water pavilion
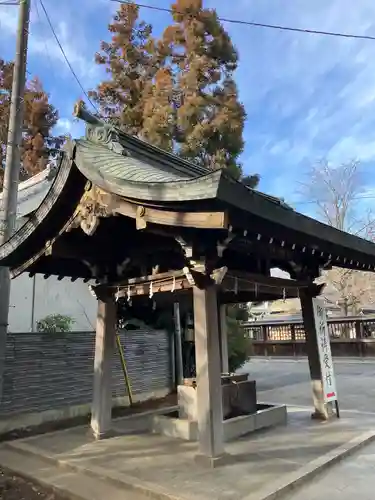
[1,101,375,466]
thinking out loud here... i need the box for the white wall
[8,274,97,333]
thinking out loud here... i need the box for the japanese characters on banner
[312,297,338,403]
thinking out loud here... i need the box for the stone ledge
[151,403,287,442]
[0,388,170,434]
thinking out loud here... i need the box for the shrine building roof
[0,100,375,286]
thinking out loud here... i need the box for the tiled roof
[0,166,56,221]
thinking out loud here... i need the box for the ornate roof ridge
[73,100,210,180]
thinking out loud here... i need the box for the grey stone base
[311,401,335,421]
[90,428,117,440]
[152,412,198,441]
[151,403,287,442]
[194,452,231,468]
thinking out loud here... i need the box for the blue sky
[2,0,375,214]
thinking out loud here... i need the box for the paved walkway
[2,406,375,500]
[246,359,375,498]
[288,439,375,500]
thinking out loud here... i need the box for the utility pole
[0,0,31,396]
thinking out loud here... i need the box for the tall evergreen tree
[22,77,63,178]
[0,59,61,183]
[89,2,160,136]
[92,1,259,187]
[160,0,247,179]
[142,67,174,151]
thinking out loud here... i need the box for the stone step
[0,445,148,500]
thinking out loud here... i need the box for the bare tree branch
[299,159,375,315]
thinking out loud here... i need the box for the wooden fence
[243,316,375,357]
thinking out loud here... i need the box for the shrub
[36,314,75,333]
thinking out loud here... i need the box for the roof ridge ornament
[73,100,129,157]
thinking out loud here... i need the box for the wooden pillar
[219,304,229,374]
[300,290,332,420]
[193,285,226,467]
[91,296,116,439]
[174,302,184,385]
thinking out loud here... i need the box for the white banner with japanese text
[312,297,338,403]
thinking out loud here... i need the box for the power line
[34,0,55,82]
[39,0,99,113]
[110,0,375,42]
[0,2,19,5]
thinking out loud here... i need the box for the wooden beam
[100,265,230,298]
[223,270,313,292]
[117,269,186,286]
[104,268,318,299]
[112,196,228,229]
[117,278,191,298]
[219,290,300,304]
[96,270,191,299]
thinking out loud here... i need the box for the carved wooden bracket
[183,265,228,289]
[211,266,228,285]
[176,237,193,259]
[288,260,320,281]
[89,284,116,303]
[217,234,235,257]
[70,182,114,236]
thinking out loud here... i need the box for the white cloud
[55,118,73,133]
[29,20,99,83]
[54,117,84,139]
[0,1,101,84]
[0,4,17,33]
[217,0,375,200]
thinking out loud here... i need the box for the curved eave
[218,177,375,267]
[0,167,55,220]
[74,140,223,202]
[0,142,87,272]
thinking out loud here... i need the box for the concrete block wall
[0,328,172,418]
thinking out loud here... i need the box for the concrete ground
[3,408,375,500]
[244,358,375,499]
[288,439,375,500]
[242,357,375,413]
[1,358,375,500]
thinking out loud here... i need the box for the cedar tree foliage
[0,59,62,185]
[91,0,259,186]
